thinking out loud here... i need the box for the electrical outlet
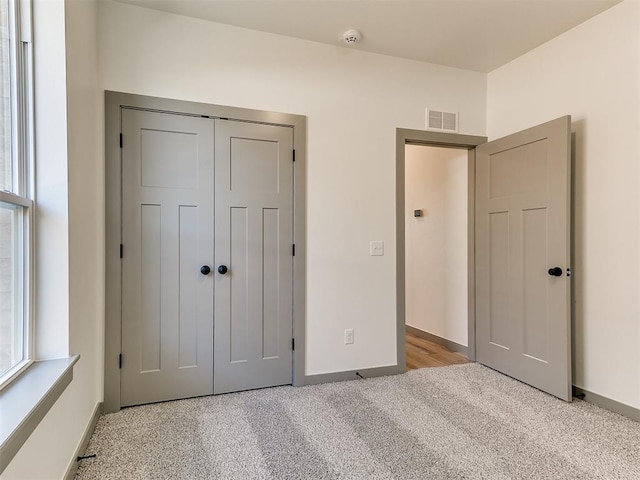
[344,328,354,345]
[370,241,384,256]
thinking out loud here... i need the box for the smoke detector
[343,29,362,45]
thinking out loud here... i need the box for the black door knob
[548,267,563,277]
[200,265,211,275]
[218,265,228,275]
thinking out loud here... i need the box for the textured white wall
[1,0,102,478]
[405,145,468,346]
[98,0,487,375]
[487,0,640,408]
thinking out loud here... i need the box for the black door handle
[548,267,563,277]
[218,265,228,275]
[200,265,211,275]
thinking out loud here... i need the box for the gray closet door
[213,119,294,394]
[121,109,214,407]
[475,116,572,401]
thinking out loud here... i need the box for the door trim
[105,91,307,413]
[395,128,486,369]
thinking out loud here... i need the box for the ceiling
[114,0,622,72]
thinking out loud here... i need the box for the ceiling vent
[426,109,458,132]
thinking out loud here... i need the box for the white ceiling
[114,0,622,72]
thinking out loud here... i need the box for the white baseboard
[63,402,103,480]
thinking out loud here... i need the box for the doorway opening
[396,118,572,401]
[404,144,471,370]
[395,128,487,372]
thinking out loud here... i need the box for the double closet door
[120,109,294,407]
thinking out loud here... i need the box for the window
[0,0,33,388]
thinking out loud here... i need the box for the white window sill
[0,355,79,474]
[0,361,35,393]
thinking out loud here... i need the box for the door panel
[140,204,161,372]
[214,120,293,394]
[262,208,281,359]
[229,206,249,364]
[488,211,510,349]
[121,109,214,407]
[522,207,548,362]
[476,115,571,401]
[178,205,200,367]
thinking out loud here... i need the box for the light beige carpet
[76,363,640,479]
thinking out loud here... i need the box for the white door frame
[395,128,486,367]
[105,91,307,413]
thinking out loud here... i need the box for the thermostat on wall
[414,209,423,217]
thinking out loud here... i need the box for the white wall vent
[426,109,458,132]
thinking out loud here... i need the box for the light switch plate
[370,241,384,256]
[344,329,354,345]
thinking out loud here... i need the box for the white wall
[65,0,103,467]
[65,0,103,407]
[487,0,640,409]
[98,0,487,374]
[405,145,468,346]
[2,0,102,478]
[32,0,69,361]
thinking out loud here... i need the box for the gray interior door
[213,119,294,394]
[475,115,572,401]
[121,109,215,407]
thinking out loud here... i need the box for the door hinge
[292,338,295,351]
[119,133,123,148]
[292,149,296,162]
[292,244,296,256]
[118,353,122,369]
[119,244,123,258]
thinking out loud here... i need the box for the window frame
[0,0,34,391]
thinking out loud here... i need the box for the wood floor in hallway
[406,332,470,370]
